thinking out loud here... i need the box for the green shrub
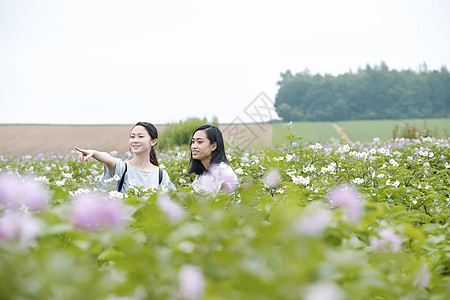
[158,116,218,149]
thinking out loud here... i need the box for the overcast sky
[1,0,449,125]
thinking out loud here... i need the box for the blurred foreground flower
[293,207,331,236]
[327,184,364,223]
[413,263,431,289]
[0,212,42,250]
[178,265,205,300]
[156,193,184,224]
[70,194,127,230]
[0,175,48,211]
[263,168,281,189]
[304,282,344,300]
[369,228,402,253]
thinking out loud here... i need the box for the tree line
[274,63,450,122]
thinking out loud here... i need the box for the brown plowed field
[0,124,272,157]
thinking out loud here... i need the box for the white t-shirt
[192,162,238,195]
[98,158,176,192]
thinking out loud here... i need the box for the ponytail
[150,147,158,166]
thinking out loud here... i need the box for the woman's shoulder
[114,158,127,172]
[215,162,234,172]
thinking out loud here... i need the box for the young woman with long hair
[76,122,175,192]
[188,125,238,194]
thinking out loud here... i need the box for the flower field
[0,125,449,299]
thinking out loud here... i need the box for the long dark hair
[188,125,229,175]
[134,122,159,166]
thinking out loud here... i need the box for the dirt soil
[0,124,272,157]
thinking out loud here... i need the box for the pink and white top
[192,163,238,195]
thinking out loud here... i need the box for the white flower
[69,188,90,196]
[378,149,390,156]
[276,188,285,194]
[303,165,316,173]
[128,179,136,187]
[62,172,73,179]
[311,143,323,150]
[286,169,296,176]
[55,180,65,186]
[389,159,399,167]
[352,178,364,184]
[356,152,368,159]
[234,168,244,175]
[113,174,121,182]
[286,154,296,162]
[109,191,124,199]
[179,178,187,184]
[338,144,350,153]
[159,163,166,169]
[419,150,429,157]
[292,175,310,186]
[34,176,49,184]
[377,173,385,178]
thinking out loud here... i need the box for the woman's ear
[151,139,158,147]
[212,142,217,151]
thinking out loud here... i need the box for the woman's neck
[201,157,211,171]
[130,154,154,171]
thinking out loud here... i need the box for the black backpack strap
[117,162,128,192]
[158,167,163,186]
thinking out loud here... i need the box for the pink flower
[379,228,401,252]
[327,184,364,223]
[0,176,48,211]
[263,168,281,189]
[293,208,331,236]
[178,265,205,300]
[70,194,126,230]
[156,193,184,224]
[0,212,42,249]
[370,228,402,253]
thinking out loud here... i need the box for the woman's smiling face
[129,125,155,154]
[191,130,216,164]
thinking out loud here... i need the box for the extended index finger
[75,147,86,154]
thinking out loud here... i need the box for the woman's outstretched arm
[75,147,117,175]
